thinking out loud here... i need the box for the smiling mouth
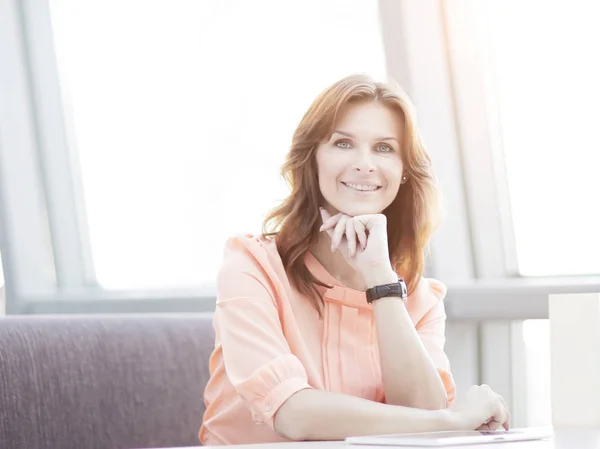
[341,181,382,192]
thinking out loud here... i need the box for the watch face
[400,280,408,300]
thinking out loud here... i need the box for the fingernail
[319,225,324,231]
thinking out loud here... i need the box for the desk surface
[176,428,600,449]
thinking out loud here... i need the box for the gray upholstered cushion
[0,313,214,449]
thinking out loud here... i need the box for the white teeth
[344,182,379,191]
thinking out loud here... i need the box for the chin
[333,203,387,217]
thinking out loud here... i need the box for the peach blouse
[199,235,455,445]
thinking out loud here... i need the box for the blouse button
[265,404,272,412]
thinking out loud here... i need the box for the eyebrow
[332,130,399,144]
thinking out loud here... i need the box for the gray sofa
[0,314,215,449]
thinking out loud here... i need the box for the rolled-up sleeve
[415,278,456,406]
[215,238,313,428]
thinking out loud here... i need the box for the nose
[352,148,376,173]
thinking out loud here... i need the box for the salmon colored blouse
[199,235,455,445]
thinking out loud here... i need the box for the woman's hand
[319,208,396,286]
[448,385,510,431]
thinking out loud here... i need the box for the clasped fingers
[319,208,367,258]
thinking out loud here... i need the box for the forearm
[372,297,448,409]
[365,271,447,409]
[273,388,455,441]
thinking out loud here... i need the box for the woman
[199,74,509,445]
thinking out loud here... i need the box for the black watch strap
[366,279,408,304]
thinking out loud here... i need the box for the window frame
[0,0,57,312]
[1,0,598,312]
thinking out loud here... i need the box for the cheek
[317,152,343,186]
[384,160,404,188]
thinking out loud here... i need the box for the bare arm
[366,271,449,410]
[274,388,455,441]
[319,212,453,410]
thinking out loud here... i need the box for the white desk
[180,429,600,449]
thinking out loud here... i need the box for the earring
[401,176,407,183]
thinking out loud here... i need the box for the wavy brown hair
[262,74,442,316]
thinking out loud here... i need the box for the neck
[309,232,367,291]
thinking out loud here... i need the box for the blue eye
[377,144,393,153]
[335,140,352,149]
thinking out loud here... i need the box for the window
[483,0,600,277]
[48,0,387,289]
[478,0,600,427]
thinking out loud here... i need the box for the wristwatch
[366,279,408,304]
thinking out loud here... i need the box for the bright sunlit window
[480,1,600,429]
[483,0,600,276]
[48,0,387,289]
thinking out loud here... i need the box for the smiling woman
[265,75,442,305]
[200,75,509,445]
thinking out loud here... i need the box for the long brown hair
[262,74,442,316]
